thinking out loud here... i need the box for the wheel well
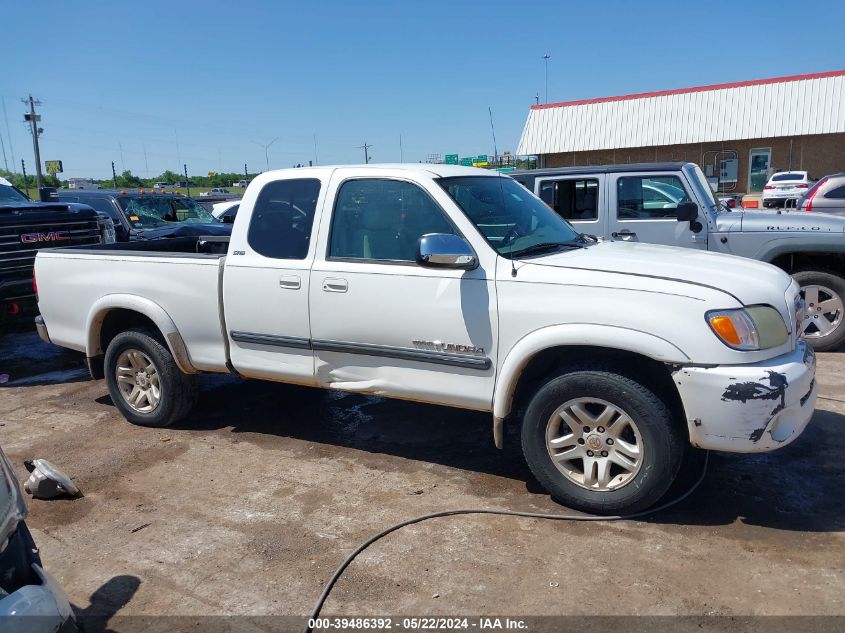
[769,252,845,275]
[507,346,686,434]
[99,309,163,355]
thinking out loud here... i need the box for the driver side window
[247,178,321,259]
[617,175,690,219]
[329,179,454,262]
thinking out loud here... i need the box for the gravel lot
[1,326,843,630]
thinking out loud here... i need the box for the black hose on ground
[305,452,710,632]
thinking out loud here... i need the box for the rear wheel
[521,366,685,515]
[793,270,845,352]
[104,329,197,427]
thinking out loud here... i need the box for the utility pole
[22,95,44,191]
[244,163,248,178]
[21,159,29,198]
[184,164,190,197]
[358,142,372,164]
[488,107,498,165]
[543,53,551,104]
[313,134,319,166]
[111,161,117,189]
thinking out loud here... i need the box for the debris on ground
[23,458,81,499]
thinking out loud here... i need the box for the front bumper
[673,341,817,452]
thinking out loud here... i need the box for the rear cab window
[247,178,321,259]
[118,195,216,229]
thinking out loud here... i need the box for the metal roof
[517,70,845,155]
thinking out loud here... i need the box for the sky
[2,0,844,180]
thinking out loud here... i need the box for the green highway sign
[495,167,515,173]
[459,157,473,166]
[476,155,488,163]
[445,154,459,165]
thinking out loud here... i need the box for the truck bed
[35,235,230,372]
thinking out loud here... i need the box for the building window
[616,176,690,219]
[748,148,772,193]
[329,179,454,262]
[539,178,599,221]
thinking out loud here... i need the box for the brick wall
[541,133,845,193]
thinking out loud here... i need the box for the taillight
[804,177,829,211]
[764,185,775,190]
[796,183,809,189]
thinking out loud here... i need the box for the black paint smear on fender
[720,371,788,442]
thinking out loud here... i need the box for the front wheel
[521,367,685,515]
[104,329,197,427]
[793,270,845,352]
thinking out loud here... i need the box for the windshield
[688,164,719,211]
[439,176,581,257]
[117,195,215,229]
[0,183,30,204]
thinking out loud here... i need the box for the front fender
[85,294,196,374]
[492,323,690,422]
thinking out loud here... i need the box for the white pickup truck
[33,165,817,514]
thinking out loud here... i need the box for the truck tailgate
[35,250,228,372]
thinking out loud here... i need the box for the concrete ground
[0,327,843,629]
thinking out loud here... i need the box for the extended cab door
[606,172,708,250]
[308,169,498,411]
[536,175,607,238]
[222,173,328,384]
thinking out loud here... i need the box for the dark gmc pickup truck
[0,178,112,320]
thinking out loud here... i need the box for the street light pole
[543,53,551,104]
[256,137,279,171]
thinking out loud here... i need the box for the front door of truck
[606,172,708,250]
[536,175,607,239]
[308,170,498,411]
[223,175,326,384]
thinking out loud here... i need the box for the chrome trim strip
[230,331,312,350]
[312,339,492,370]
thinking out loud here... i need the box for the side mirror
[416,233,477,270]
[676,201,699,222]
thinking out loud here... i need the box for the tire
[792,269,845,352]
[104,329,197,427]
[521,366,685,515]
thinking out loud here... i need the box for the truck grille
[0,218,101,300]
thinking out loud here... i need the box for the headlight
[706,306,788,350]
[97,216,116,244]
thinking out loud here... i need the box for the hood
[716,210,845,233]
[0,447,26,550]
[524,241,793,305]
[134,222,232,240]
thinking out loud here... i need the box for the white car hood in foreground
[525,241,793,306]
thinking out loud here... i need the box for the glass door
[748,147,771,192]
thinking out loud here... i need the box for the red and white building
[517,69,845,194]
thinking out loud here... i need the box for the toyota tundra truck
[33,165,817,514]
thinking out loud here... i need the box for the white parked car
[762,171,813,208]
[199,187,234,198]
[211,199,240,222]
[33,165,817,514]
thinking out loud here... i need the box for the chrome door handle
[279,275,301,290]
[323,278,348,293]
[611,229,637,239]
